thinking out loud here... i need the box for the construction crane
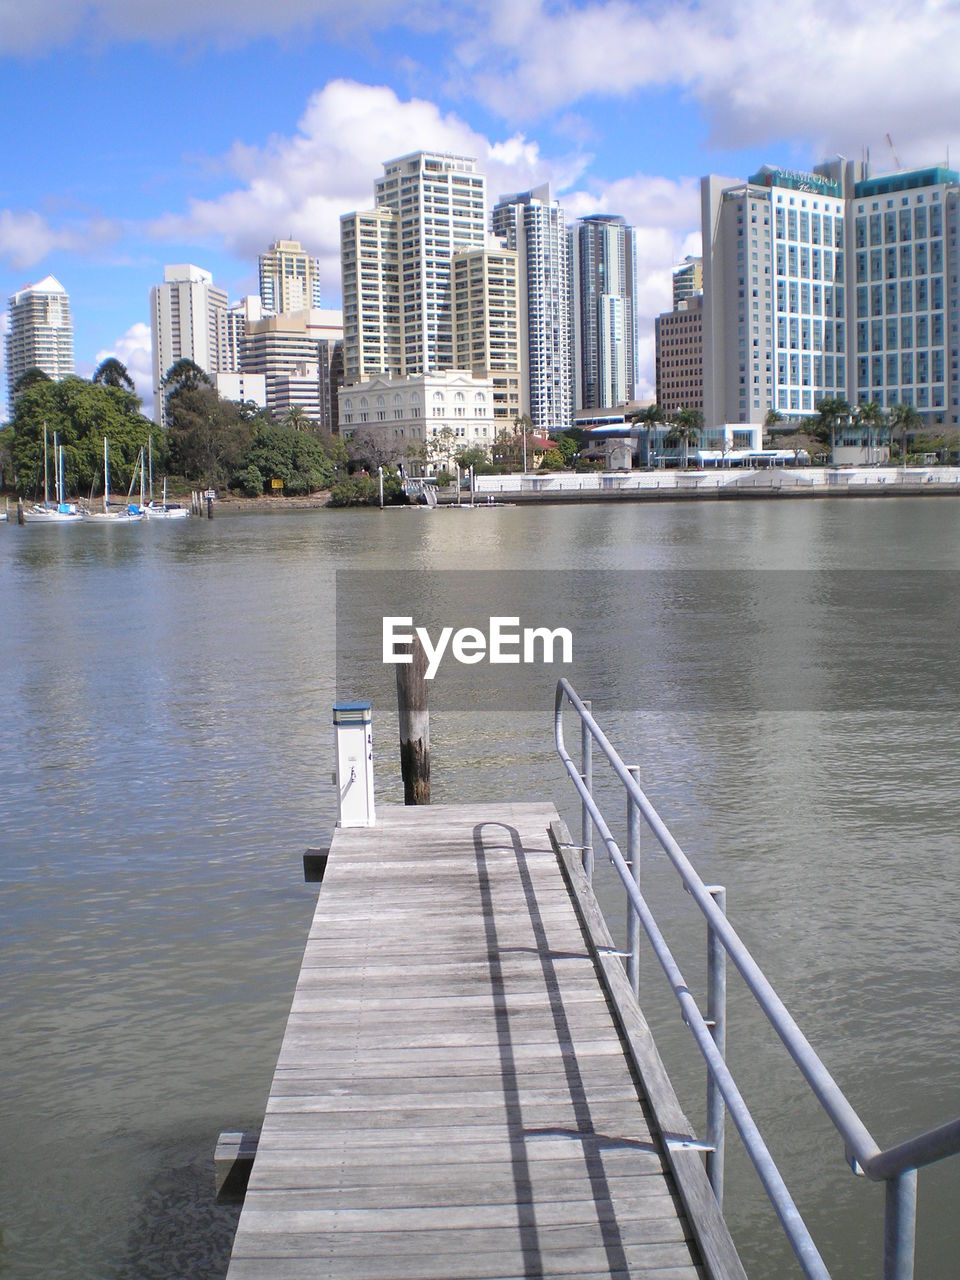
[886,133,902,169]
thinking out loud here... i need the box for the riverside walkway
[225,802,742,1280]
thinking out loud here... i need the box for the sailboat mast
[53,432,60,504]
[43,423,49,507]
[58,444,65,506]
[104,437,110,509]
[148,435,154,504]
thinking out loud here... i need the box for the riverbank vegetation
[3,360,349,501]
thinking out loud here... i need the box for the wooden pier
[225,803,744,1280]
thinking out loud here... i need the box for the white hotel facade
[702,160,960,432]
[339,369,496,471]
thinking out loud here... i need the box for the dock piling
[396,636,430,804]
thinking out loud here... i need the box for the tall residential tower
[150,264,228,426]
[492,184,573,432]
[6,275,75,415]
[569,215,640,410]
[340,151,487,383]
[259,239,323,314]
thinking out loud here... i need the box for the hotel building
[702,160,960,430]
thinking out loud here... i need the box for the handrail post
[626,765,641,998]
[883,1170,917,1280]
[706,885,727,1208]
[580,698,594,882]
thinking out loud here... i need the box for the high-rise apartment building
[672,256,703,308]
[491,185,573,432]
[340,208,400,385]
[224,295,263,373]
[240,308,343,422]
[259,239,323,315]
[6,275,75,415]
[341,152,487,384]
[150,264,228,426]
[452,243,522,422]
[569,216,640,410]
[655,293,703,415]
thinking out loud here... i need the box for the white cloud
[459,0,960,162]
[0,211,119,272]
[0,0,434,54]
[95,323,154,415]
[148,79,589,302]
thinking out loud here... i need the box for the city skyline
[1,0,957,415]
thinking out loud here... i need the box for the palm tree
[283,405,310,432]
[855,400,885,465]
[815,396,851,464]
[625,403,665,468]
[890,402,921,470]
[92,357,135,392]
[668,406,703,469]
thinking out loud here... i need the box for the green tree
[238,422,336,495]
[92,357,136,393]
[855,400,886,464]
[0,424,15,491]
[9,375,153,499]
[554,434,578,464]
[13,368,53,398]
[453,444,488,473]
[162,358,211,395]
[667,406,703,469]
[538,448,565,471]
[814,396,851,464]
[890,402,922,468]
[282,405,310,433]
[165,384,254,488]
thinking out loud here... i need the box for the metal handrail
[555,678,960,1280]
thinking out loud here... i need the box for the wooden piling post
[206,494,213,519]
[396,636,430,804]
[17,497,25,525]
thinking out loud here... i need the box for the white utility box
[333,701,376,827]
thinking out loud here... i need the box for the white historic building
[339,370,496,472]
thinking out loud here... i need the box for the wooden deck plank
[226,803,734,1280]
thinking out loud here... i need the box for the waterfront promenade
[226,803,741,1279]
[468,465,960,503]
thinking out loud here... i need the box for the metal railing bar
[867,1117,960,1181]
[554,677,960,1280]
[556,678,881,1172]
[555,727,830,1278]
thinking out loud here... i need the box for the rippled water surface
[1,498,959,1278]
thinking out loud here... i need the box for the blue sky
[2,0,957,413]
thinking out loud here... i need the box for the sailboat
[83,438,143,521]
[143,436,189,519]
[144,475,189,520]
[23,426,81,522]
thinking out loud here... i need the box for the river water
[1,498,959,1279]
